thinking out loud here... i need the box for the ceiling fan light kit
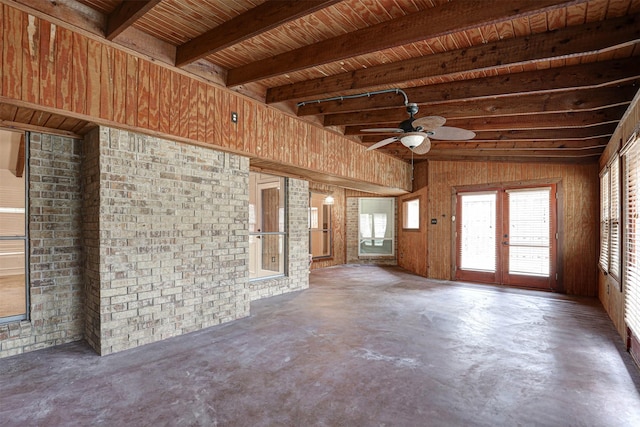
[400,133,426,149]
[298,88,474,158]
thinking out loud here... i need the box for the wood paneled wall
[598,90,640,341]
[418,160,599,296]
[397,187,428,276]
[0,4,411,193]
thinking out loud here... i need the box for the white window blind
[600,170,610,271]
[623,134,640,337]
[507,188,551,277]
[610,156,620,279]
[459,192,497,272]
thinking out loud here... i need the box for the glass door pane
[507,188,550,277]
[459,192,497,272]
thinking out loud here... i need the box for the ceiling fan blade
[430,126,476,140]
[361,128,404,133]
[366,136,399,151]
[412,115,446,131]
[411,137,431,155]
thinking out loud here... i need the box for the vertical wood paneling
[158,66,172,134]
[215,86,228,148]
[242,98,256,155]
[205,85,215,144]
[55,26,72,111]
[178,74,189,138]
[99,45,113,121]
[168,71,180,135]
[86,39,101,118]
[148,62,160,131]
[125,55,138,127]
[22,14,40,104]
[0,5,3,97]
[112,49,126,123]
[196,81,206,142]
[397,187,429,276]
[187,78,197,140]
[136,58,149,129]
[72,32,87,115]
[3,7,23,100]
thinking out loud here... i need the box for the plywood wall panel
[136,58,149,129]
[55,26,72,112]
[86,39,101,118]
[196,81,206,143]
[38,21,56,109]
[158,66,172,134]
[397,187,429,276]
[0,5,3,97]
[147,62,160,131]
[112,49,127,124]
[71,32,87,115]
[99,45,113,121]
[22,15,39,105]
[2,7,22,100]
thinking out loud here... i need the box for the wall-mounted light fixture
[323,195,334,205]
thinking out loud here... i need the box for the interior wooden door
[455,185,557,290]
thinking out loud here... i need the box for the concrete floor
[2,265,640,426]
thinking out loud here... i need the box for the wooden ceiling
[8,0,640,163]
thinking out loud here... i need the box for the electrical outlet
[231,112,238,123]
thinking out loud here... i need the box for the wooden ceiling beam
[426,139,608,150]
[360,125,616,143]
[227,0,578,87]
[267,13,640,103]
[106,0,162,41]
[345,106,627,133]
[324,84,636,126]
[297,57,640,116]
[175,0,341,68]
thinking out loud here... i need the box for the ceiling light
[400,133,425,149]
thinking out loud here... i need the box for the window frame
[402,197,421,231]
[248,173,288,281]
[622,130,640,341]
[0,130,29,323]
[358,197,395,257]
[600,154,621,283]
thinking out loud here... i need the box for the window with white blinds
[610,156,620,279]
[623,134,640,338]
[600,169,610,271]
[600,155,620,279]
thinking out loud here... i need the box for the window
[600,155,620,280]
[623,132,640,342]
[0,130,28,322]
[403,198,420,229]
[358,198,394,256]
[249,172,286,280]
[309,192,332,259]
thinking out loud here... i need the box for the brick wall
[1,127,311,358]
[0,133,84,358]
[248,178,310,301]
[346,197,398,266]
[87,127,251,355]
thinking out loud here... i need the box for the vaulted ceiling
[8,0,640,163]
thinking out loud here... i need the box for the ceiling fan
[362,103,476,154]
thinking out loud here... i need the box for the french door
[454,185,558,290]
